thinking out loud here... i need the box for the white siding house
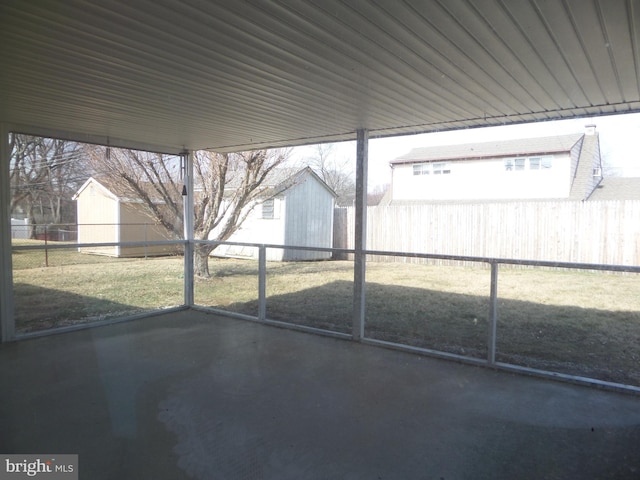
[214,167,337,261]
[388,127,602,203]
[10,218,29,239]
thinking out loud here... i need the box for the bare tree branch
[9,135,83,231]
[86,145,291,277]
[306,143,355,205]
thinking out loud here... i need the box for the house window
[432,162,451,175]
[514,158,526,171]
[505,158,526,171]
[262,199,274,219]
[413,162,450,175]
[529,157,552,170]
[413,163,429,175]
[529,157,541,170]
[506,156,552,171]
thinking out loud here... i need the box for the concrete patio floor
[1,309,639,479]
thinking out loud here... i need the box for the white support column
[353,129,368,340]
[182,150,194,307]
[258,245,267,321]
[0,124,16,342]
[114,199,121,257]
[487,262,499,365]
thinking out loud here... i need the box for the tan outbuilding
[73,177,177,258]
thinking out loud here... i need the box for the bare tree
[306,144,355,205]
[9,134,83,236]
[86,146,291,277]
[367,183,389,206]
[85,146,184,236]
[599,143,627,177]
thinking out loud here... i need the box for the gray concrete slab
[1,310,639,479]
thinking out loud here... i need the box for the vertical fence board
[336,200,640,266]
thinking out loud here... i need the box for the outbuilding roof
[227,166,337,198]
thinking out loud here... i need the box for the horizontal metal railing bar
[261,318,353,340]
[362,337,640,396]
[494,362,640,396]
[12,223,159,226]
[192,306,260,323]
[362,337,488,367]
[196,239,355,255]
[12,240,186,251]
[14,238,639,273]
[192,305,353,340]
[363,248,640,273]
[189,306,640,396]
[198,239,640,273]
[14,306,189,342]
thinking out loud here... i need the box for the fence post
[488,261,499,365]
[44,225,49,267]
[258,245,266,321]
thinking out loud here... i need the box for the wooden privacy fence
[334,200,640,266]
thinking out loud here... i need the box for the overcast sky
[292,112,640,189]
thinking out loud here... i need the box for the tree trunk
[27,204,36,239]
[194,243,214,278]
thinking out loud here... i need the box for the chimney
[585,124,596,135]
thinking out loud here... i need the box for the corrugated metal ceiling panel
[1,0,638,153]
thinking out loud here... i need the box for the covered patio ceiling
[1,0,639,154]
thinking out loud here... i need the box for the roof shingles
[390,133,584,164]
[590,177,640,200]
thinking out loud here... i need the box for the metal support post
[182,150,195,307]
[353,129,368,340]
[488,261,499,364]
[258,245,266,321]
[0,124,16,342]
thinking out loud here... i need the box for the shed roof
[1,1,639,154]
[227,166,337,199]
[390,133,584,164]
[73,176,169,204]
[72,177,119,201]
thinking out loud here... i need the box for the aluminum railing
[11,237,640,392]
[196,240,640,394]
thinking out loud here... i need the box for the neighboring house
[388,125,602,203]
[214,167,337,261]
[73,177,176,257]
[10,218,29,240]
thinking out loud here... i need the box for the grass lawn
[11,245,640,386]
